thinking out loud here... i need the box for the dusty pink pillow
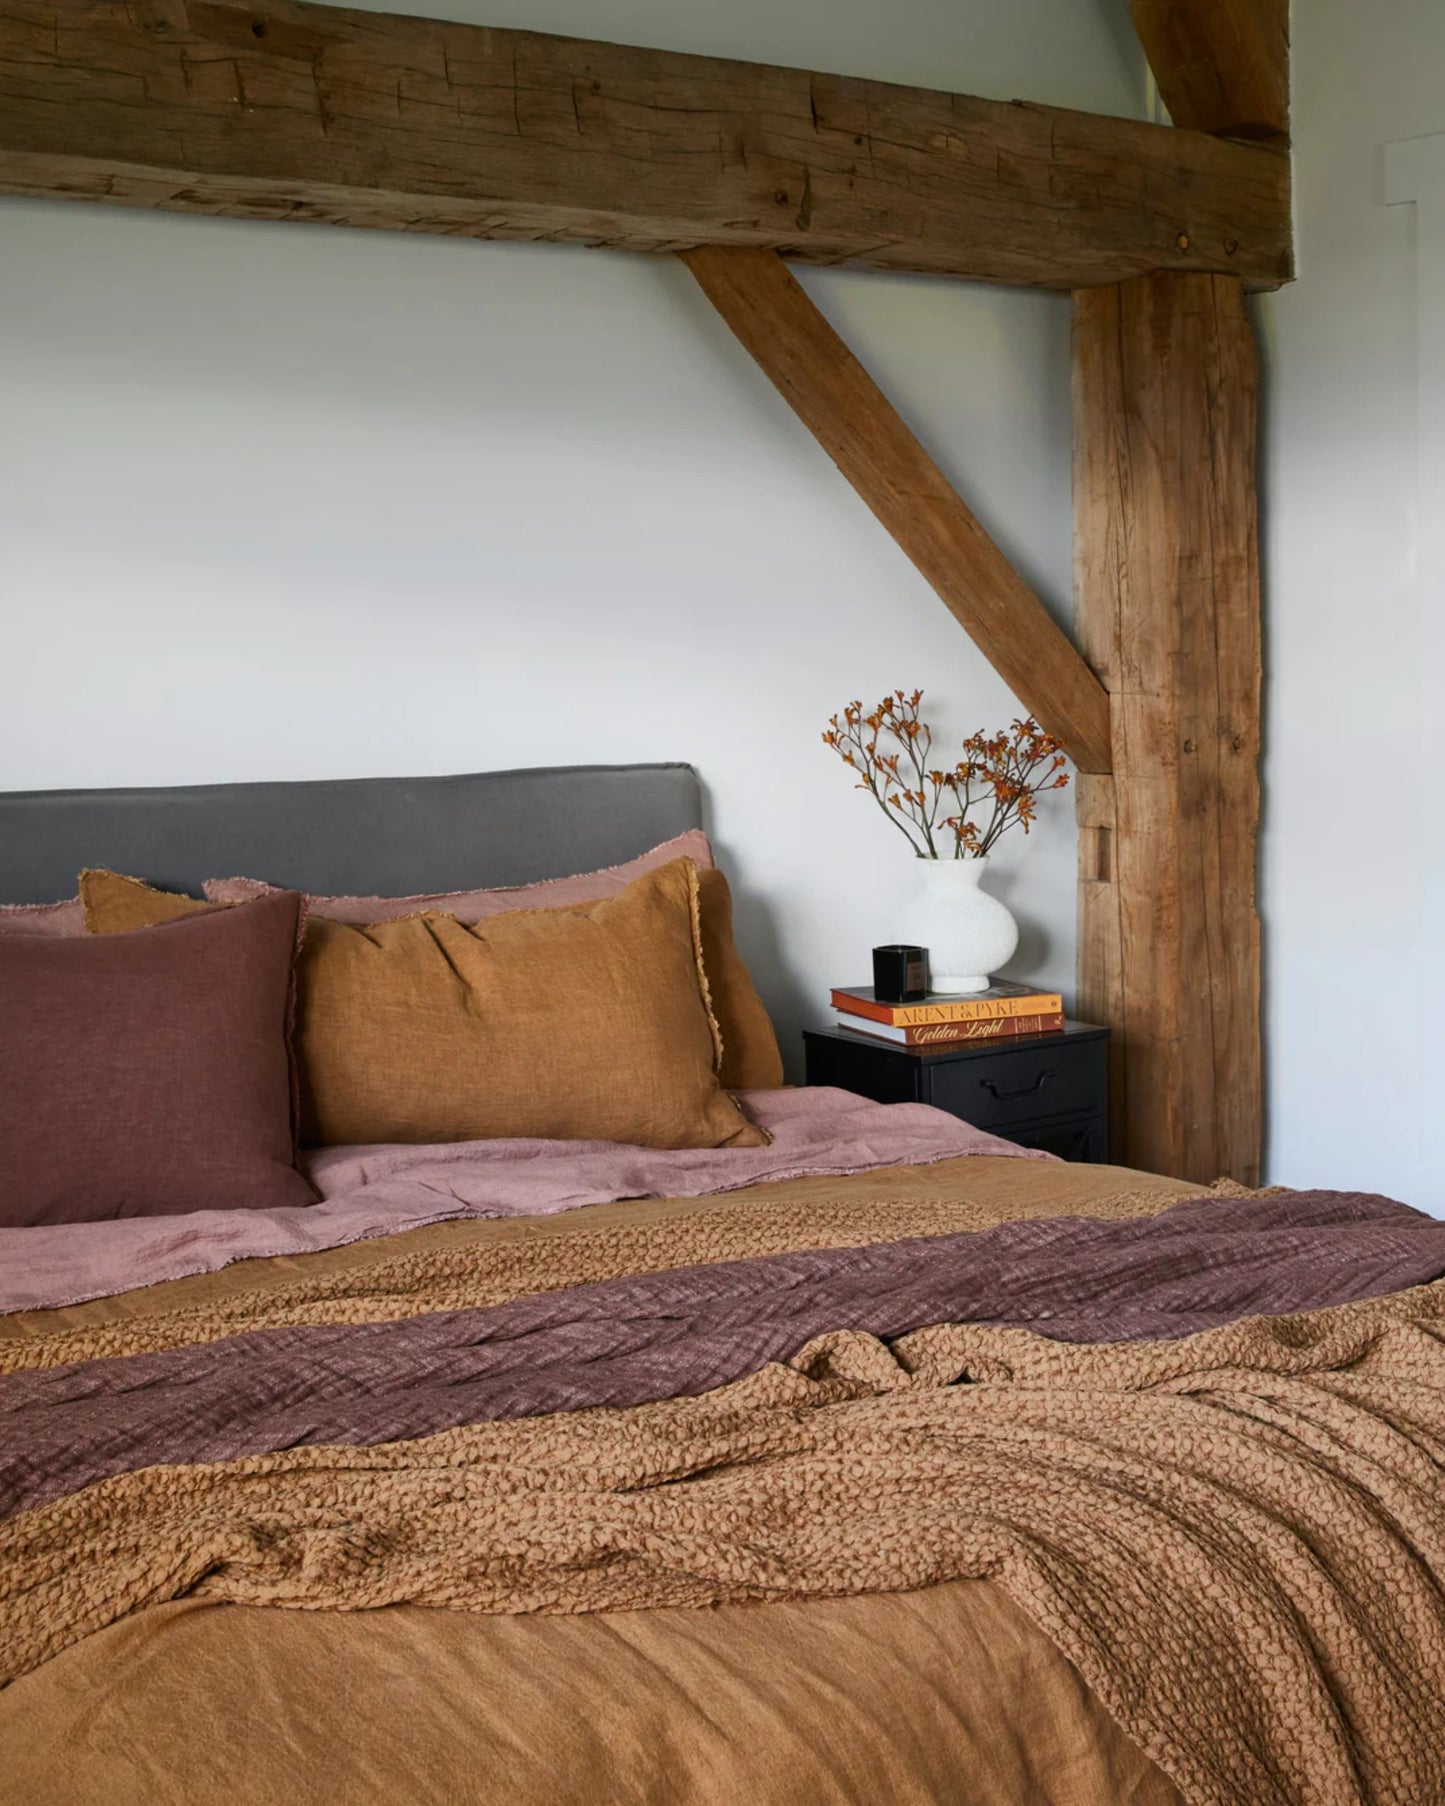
[0,897,85,937]
[0,891,317,1226]
[203,830,716,922]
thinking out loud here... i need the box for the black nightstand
[803,1021,1110,1162]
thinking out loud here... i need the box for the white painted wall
[0,0,1145,1073]
[1258,0,1445,1206]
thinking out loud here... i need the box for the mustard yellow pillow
[693,867,784,1091]
[80,868,212,933]
[293,860,764,1148]
[81,860,765,1151]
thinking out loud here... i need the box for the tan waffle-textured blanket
[5,1159,1445,1806]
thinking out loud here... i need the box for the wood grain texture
[0,0,1293,290]
[1073,273,1262,1184]
[684,246,1113,775]
[1132,0,1289,142]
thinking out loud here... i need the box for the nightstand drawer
[803,1022,1109,1162]
[925,1038,1103,1132]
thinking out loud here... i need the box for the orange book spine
[831,989,1064,1027]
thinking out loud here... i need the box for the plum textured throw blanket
[6,1173,1445,1806]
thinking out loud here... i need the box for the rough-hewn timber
[0,0,1292,289]
[684,246,1113,774]
[1073,273,1262,1185]
[1132,0,1289,142]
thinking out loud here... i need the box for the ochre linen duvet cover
[5,1103,1445,1806]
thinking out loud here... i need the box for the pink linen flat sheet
[0,1088,1043,1315]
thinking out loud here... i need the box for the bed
[3,765,1444,1806]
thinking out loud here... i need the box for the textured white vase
[902,856,1019,993]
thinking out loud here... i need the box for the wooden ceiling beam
[683,246,1113,775]
[0,0,1291,290]
[1131,0,1289,143]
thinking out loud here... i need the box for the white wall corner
[1381,128,1445,1210]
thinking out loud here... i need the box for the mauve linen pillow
[203,832,785,1092]
[0,897,85,937]
[203,829,716,923]
[0,891,317,1227]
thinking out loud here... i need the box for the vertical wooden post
[1073,273,1262,1184]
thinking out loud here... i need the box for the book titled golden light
[835,1011,1066,1048]
[831,981,1065,1028]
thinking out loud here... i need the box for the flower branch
[822,691,1069,860]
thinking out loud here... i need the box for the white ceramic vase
[902,856,1018,993]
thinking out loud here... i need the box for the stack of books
[831,981,1066,1049]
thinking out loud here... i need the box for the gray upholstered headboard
[0,764,703,905]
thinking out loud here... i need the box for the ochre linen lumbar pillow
[0,891,316,1226]
[287,860,766,1149]
[203,834,785,1092]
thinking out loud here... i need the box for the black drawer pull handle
[979,1068,1056,1101]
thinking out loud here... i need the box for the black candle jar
[872,944,929,1003]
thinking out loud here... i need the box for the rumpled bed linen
[6,1150,1445,1806]
[0,1086,1039,1314]
[9,1188,1445,1522]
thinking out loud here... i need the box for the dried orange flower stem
[822,691,1069,859]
